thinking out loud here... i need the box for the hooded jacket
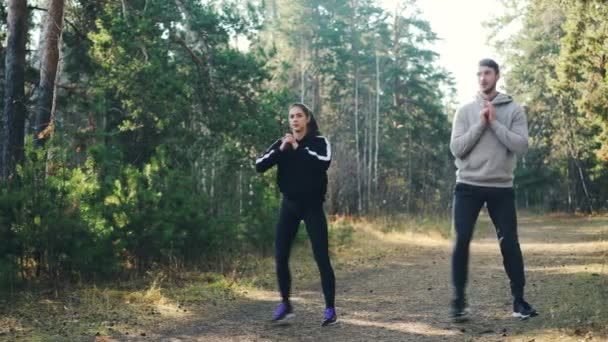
[450,93,528,188]
[255,133,331,202]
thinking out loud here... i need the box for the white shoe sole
[322,320,338,327]
[512,312,531,319]
[452,308,470,321]
[273,313,295,324]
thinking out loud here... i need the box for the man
[449,58,537,320]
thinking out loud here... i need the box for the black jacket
[255,134,331,202]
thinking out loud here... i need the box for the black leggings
[275,197,336,308]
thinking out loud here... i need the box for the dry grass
[1,212,606,341]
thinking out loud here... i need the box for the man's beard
[482,82,497,94]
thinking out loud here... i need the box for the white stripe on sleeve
[304,137,331,161]
[256,149,276,164]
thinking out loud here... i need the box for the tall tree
[1,0,28,179]
[491,0,608,212]
[34,0,65,147]
[555,1,608,162]
[0,5,7,139]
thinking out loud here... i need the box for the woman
[255,103,337,326]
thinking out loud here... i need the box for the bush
[0,139,282,290]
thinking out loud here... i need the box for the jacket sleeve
[255,139,282,173]
[296,136,331,171]
[450,107,486,159]
[489,106,529,156]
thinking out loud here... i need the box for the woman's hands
[279,133,299,151]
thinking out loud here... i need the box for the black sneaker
[512,299,538,319]
[450,298,468,320]
[321,307,337,326]
[272,302,294,323]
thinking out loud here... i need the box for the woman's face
[288,106,310,134]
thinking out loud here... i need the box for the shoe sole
[451,308,470,322]
[512,312,530,319]
[452,315,470,323]
[273,313,295,325]
[322,320,338,327]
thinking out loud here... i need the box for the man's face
[477,66,499,94]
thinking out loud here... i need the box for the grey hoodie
[450,93,528,188]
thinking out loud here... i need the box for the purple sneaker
[272,302,294,323]
[321,307,337,326]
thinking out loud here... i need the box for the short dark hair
[478,58,499,74]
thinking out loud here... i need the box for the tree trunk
[354,69,362,213]
[566,162,573,211]
[367,91,373,211]
[374,50,380,194]
[35,0,65,147]
[406,107,412,213]
[210,158,215,199]
[522,157,529,208]
[351,0,362,213]
[392,10,401,108]
[238,169,243,215]
[2,0,28,179]
[300,46,305,103]
[575,161,593,213]
[363,90,368,211]
[314,73,321,115]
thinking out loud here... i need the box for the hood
[475,92,513,106]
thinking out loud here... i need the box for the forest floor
[1,212,607,342]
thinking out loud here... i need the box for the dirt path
[124,214,608,342]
